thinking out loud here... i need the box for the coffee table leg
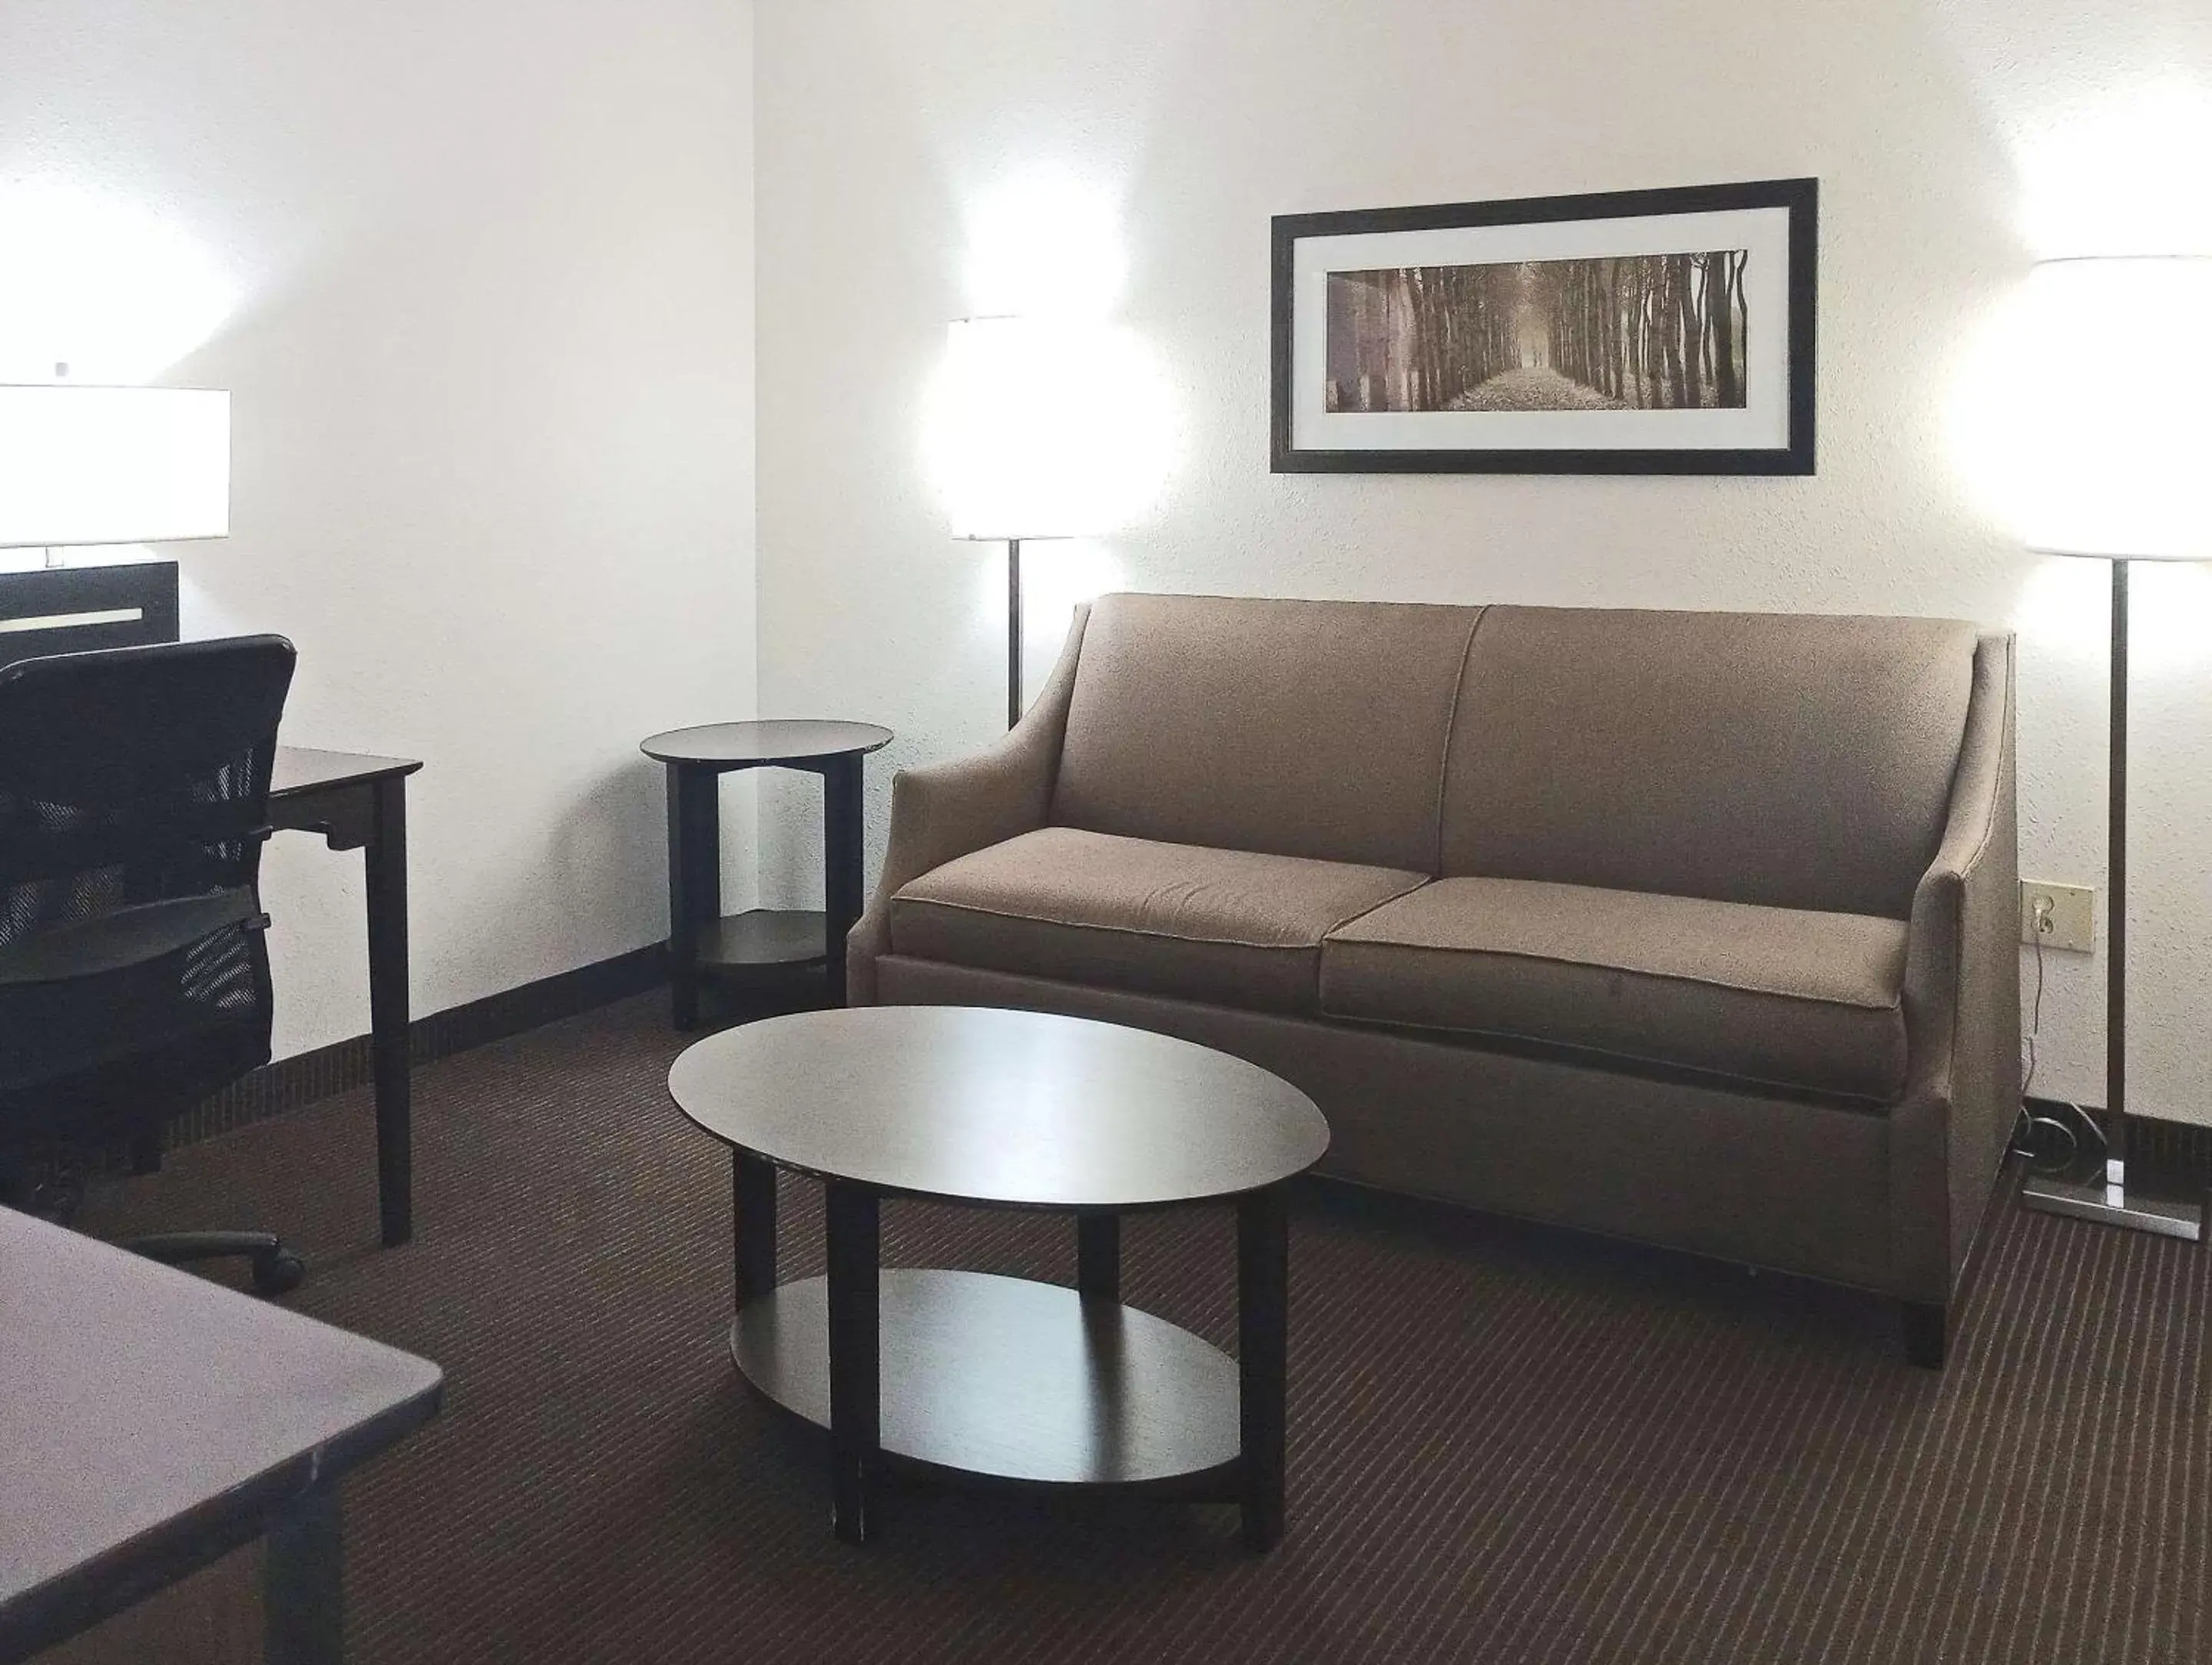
[825,1180,880,1544]
[733,1151,776,1309]
[1237,1183,1289,1552]
[1076,1213,1120,1304]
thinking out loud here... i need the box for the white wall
[755,1,2212,1123]
[1,1,759,1058]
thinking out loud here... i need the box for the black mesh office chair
[0,635,306,1294]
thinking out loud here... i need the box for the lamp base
[2021,1159,2204,1241]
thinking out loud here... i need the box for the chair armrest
[0,888,263,987]
[1892,633,2018,1299]
[846,605,1091,1004]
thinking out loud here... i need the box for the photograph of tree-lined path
[1325,251,1750,413]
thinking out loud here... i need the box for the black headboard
[0,561,180,672]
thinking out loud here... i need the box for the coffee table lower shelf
[730,1268,1243,1493]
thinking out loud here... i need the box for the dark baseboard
[2022,1095,2212,1187]
[167,944,669,1150]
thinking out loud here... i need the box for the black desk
[0,1207,442,1664]
[640,721,892,1027]
[0,570,424,1247]
[269,748,422,1248]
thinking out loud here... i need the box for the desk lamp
[0,382,228,662]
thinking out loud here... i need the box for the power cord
[2022,903,2047,1097]
[2012,895,2105,1177]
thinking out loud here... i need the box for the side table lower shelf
[730,1269,1243,1493]
[701,909,828,972]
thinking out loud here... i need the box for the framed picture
[1270,177,1816,475]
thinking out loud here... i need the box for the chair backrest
[0,636,296,1104]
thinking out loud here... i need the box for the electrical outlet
[2019,881,2095,953]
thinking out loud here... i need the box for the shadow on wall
[494,756,675,985]
[0,180,239,382]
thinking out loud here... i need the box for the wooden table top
[0,1211,442,1661]
[270,745,422,797]
[640,720,892,768]
[667,1005,1329,1210]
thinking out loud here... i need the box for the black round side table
[641,720,892,1029]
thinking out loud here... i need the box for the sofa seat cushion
[1320,878,1910,1101]
[890,827,1426,1016]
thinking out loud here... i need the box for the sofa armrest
[1892,633,2018,1301]
[846,605,1091,1005]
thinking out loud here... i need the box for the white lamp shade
[929,316,1168,541]
[0,385,230,549]
[2021,258,2212,561]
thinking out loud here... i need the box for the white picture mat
[1290,206,1793,452]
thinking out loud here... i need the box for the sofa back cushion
[1439,606,1979,918]
[1051,593,1479,872]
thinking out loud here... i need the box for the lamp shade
[2021,257,2212,561]
[0,386,230,549]
[932,316,1167,541]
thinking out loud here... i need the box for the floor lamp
[2016,256,2211,1241]
[940,317,1088,728]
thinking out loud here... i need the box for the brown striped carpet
[46,992,2211,1665]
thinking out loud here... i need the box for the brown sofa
[849,593,2019,1365]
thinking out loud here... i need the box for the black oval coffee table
[667,1004,1329,1549]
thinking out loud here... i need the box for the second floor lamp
[2015,255,2210,1240]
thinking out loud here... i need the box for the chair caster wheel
[253,1246,307,1296]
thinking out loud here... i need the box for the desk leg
[366,778,412,1250]
[825,1180,880,1544]
[667,765,720,1031]
[822,755,864,1009]
[265,1478,343,1665]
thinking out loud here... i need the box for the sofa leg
[1900,1300,1947,1370]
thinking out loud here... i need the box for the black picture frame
[1270,177,1817,475]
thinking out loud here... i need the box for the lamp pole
[2108,556,2128,1176]
[2019,554,2201,1240]
[1006,538,1022,730]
